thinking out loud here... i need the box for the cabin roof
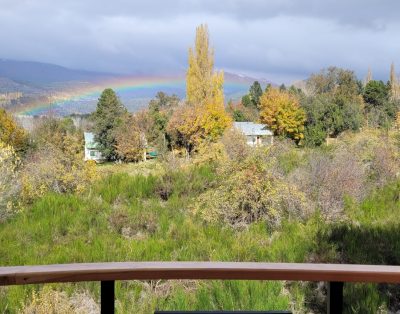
[84,132,100,150]
[233,122,273,136]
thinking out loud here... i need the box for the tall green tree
[91,88,127,160]
[303,67,364,146]
[241,94,252,107]
[303,94,363,146]
[363,80,389,107]
[249,81,263,107]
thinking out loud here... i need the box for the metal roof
[233,122,273,136]
[84,132,100,149]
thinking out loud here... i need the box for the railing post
[101,280,115,314]
[327,281,343,314]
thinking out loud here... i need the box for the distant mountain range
[0,59,273,116]
[0,59,111,84]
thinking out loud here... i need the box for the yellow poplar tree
[395,111,400,130]
[365,67,372,85]
[259,88,306,142]
[390,62,400,100]
[169,24,230,154]
[186,24,224,107]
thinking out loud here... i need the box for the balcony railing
[2,262,400,313]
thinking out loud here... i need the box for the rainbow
[15,74,253,116]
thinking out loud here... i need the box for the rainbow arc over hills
[15,74,253,116]
[16,75,184,116]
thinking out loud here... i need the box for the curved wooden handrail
[2,262,400,286]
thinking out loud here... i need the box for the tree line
[90,24,400,162]
[234,64,400,146]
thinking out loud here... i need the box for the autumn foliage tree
[168,24,231,154]
[114,115,147,162]
[167,103,231,154]
[259,88,306,142]
[186,24,224,107]
[390,62,400,101]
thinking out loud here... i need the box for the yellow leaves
[0,109,28,154]
[167,102,231,152]
[200,102,232,141]
[396,111,400,130]
[192,150,310,229]
[20,140,99,203]
[186,24,224,107]
[259,88,306,141]
[192,141,228,165]
[114,115,147,162]
[0,141,20,216]
[171,23,230,153]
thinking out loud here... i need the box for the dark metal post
[101,280,115,314]
[327,281,343,314]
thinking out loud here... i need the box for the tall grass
[1,162,399,313]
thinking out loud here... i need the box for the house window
[90,150,96,157]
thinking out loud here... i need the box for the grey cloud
[0,0,399,83]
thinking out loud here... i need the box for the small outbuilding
[84,132,103,162]
[233,122,274,146]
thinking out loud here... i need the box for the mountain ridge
[0,59,274,116]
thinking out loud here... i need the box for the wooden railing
[2,262,400,313]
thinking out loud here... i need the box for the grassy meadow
[1,142,400,313]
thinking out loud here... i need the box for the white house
[84,132,103,162]
[233,122,274,146]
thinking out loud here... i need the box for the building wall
[84,147,102,162]
[246,135,273,147]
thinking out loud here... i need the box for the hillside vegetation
[2,24,400,313]
[1,129,400,313]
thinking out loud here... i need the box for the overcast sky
[1,0,399,83]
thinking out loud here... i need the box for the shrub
[369,144,399,187]
[0,109,29,154]
[220,128,250,161]
[0,141,20,221]
[193,151,310,229]
[20,118,99,203]
[20,145,98,203]
[290,149,366,218]
[192,142,227,165]
[21,287,98,314]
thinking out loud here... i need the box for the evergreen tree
[249,81,263,107]
[241,94,252,107]
[91,88,127,160]
[363,80,389,107]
